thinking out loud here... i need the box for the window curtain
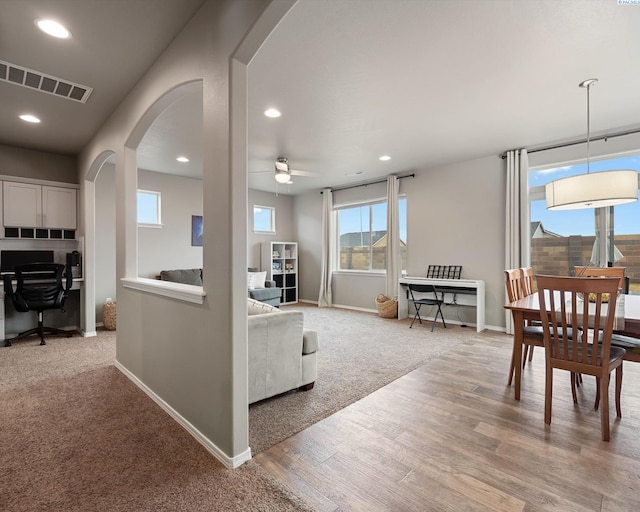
[505,149,529,334]
[318,188,333,307]
[385,175,400,298]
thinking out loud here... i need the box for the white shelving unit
[261,241,298,305]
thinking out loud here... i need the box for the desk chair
[537,275,625,441]
[3,263,73,347]
[408,283,446,331]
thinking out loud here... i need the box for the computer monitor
[0,250,55,274]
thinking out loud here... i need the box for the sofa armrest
[302,329,319,355]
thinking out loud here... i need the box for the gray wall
[0,144,78,184]
[137,169,203,278]
[78,0,283,464]
[293,154,507,330]
[95,163,116,322]
[247,189,294,269]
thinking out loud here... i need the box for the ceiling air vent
[0,59,93,103]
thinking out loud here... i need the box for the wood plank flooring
[254,330,640,511]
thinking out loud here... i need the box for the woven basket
[375,294,398,319]
[103,301,117,331]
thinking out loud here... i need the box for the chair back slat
[520,267,535,296]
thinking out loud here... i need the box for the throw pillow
[247,297,279,315]
[248,271,267,290]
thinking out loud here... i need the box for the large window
[336,198,407,272]
[137,189,162,226]
[529,154,640,291]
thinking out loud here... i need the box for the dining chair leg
[544,365,553,426]
[508,352,515,386]
[522,345,529,369]
[594,377,601,411]
[616,365,623,418]
[600,373,610,442]
[570,372,578,404]
[528,345,534,362]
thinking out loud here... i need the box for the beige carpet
[0,331,312,512]
[249,304,476,453]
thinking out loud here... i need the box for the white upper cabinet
[42,186,77,229]
[3,182,42,227]
[3,181,77,229]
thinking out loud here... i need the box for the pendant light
[545,79,638,210]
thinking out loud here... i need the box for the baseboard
[114,360,251,469]
[333,303,378,314]
[299,299,318,305]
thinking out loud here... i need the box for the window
[137,190,161,226]
[529,154,640,291]
[336,197,407,272]
[253,205,275,233]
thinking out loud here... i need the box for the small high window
[137,190,162,226]
[253,205,275,233]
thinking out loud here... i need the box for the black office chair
[3,263,73,347]
[408,283,446,331]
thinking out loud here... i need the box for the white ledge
[121,277,206,304]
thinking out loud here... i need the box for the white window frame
[334,198,395,274]
[253,205,276,234]
[137,189,162,228]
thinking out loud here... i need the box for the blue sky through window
[530,154,640,236]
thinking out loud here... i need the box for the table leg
[511,310,524,401]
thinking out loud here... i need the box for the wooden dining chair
[574,266,626,291]
[536,275,626,441]
[505,268,544,385]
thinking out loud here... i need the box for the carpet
[0,363,313,512]
[248,304,476,453]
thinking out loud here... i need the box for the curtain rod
[500,127,640,159]
[320,173,415,194]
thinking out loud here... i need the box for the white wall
[247,188,294,269]
[137,169,203,278]
[294,154,507,329]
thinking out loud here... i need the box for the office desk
[505,292,640,401]
[398,277,485,332]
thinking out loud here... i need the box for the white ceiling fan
[252,157,318,185]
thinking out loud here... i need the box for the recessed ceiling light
[19,114,41,123]
[35,19,71,39]
[264,108,281,118]
[379,155,391,161]
[176,156,189,163]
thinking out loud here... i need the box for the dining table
[504,292,640,400]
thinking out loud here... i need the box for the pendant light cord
[586,81,591,174]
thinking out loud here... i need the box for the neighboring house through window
[529,153,640,291]
[336,197,407,272]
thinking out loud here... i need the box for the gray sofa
[158,267,281,307]
[247,298,318,404]
[248,267,281,307]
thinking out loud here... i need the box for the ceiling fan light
[275,171,290,183]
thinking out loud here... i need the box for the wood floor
[254,329,640,512]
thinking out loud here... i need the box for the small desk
[505,292,640,400]
[398,277,485,332]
